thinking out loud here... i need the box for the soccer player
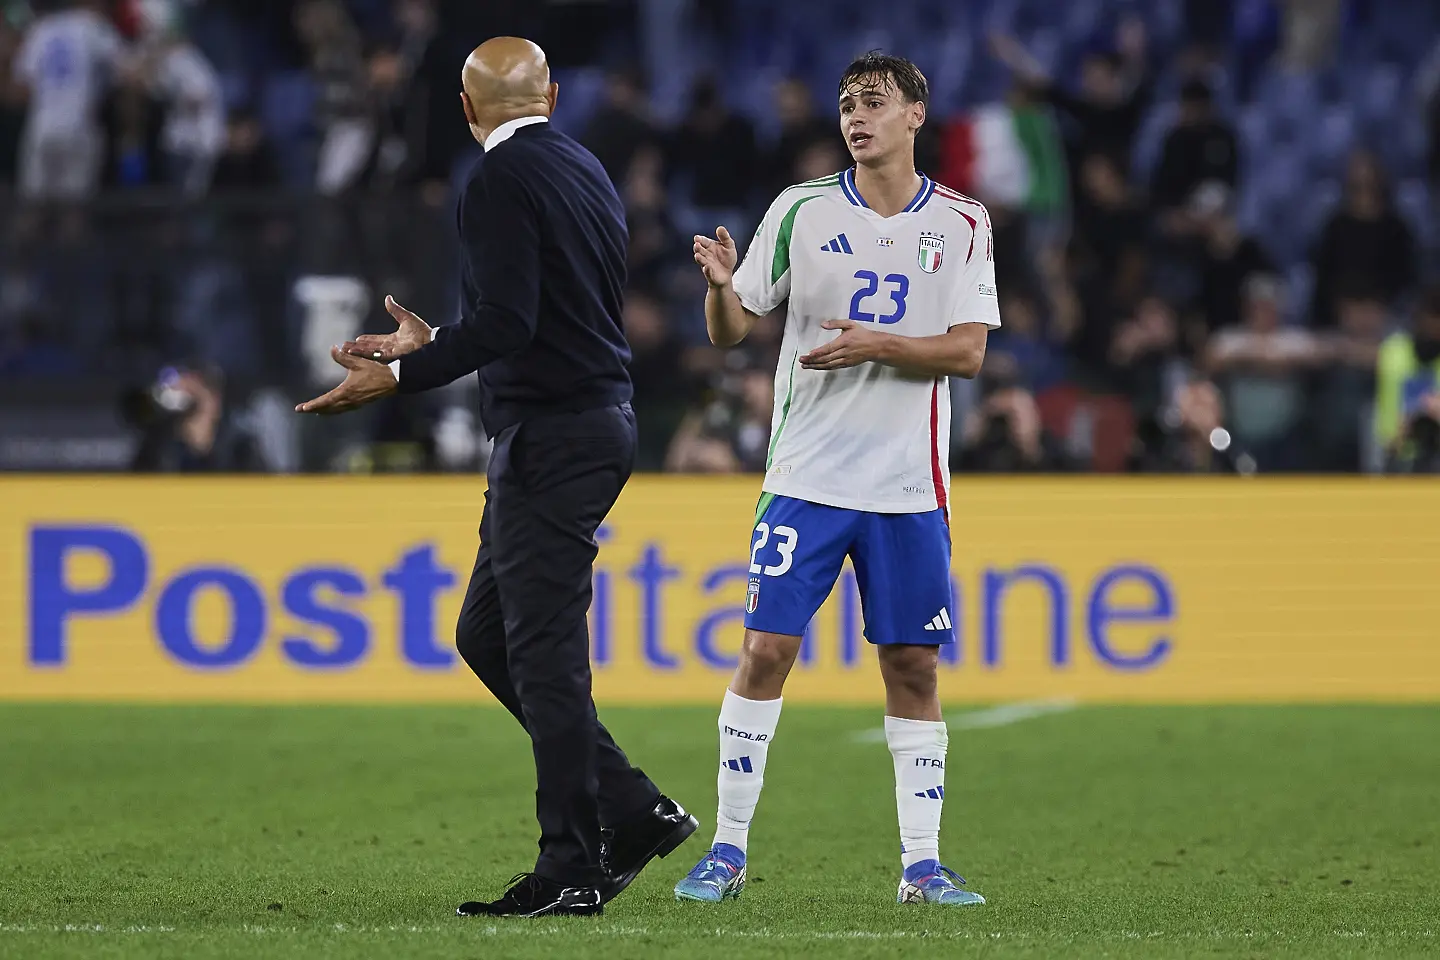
[674,53,1000,907]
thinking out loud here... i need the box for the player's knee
[740,631,802,677]
[879,645,940,698]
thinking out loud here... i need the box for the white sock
[712,689,782,853]
[885,716,949,870]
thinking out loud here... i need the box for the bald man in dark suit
[297,37,696,918]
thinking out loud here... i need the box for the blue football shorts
[743,494,955,645]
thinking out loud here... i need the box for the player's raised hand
[799,319,886,371]
[343,296,433,363]
[694,226,738,289]
[295,347,398,415]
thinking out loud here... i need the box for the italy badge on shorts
[918,232,944,273]
[746,578,760,614]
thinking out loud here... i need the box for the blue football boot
[673,843,746,902]
[896,860,985,906]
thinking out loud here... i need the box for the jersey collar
[484,115,549,151]
[841,167,934,213]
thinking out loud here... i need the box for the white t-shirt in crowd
[14,9,125,136]
[152,42,225,159]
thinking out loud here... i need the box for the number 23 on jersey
[848,270,909,324]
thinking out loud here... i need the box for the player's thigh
[851,509,955,646]
[743,495,858,639]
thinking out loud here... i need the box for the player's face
[838,75,923,165]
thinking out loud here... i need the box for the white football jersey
[14,10,124,137]
[732,167,1001,514]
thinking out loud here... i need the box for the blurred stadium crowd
[2,0,1440,474]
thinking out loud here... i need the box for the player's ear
[546,81,559,116]
[909,99,927,133]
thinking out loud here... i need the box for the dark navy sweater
[396,121,632,436]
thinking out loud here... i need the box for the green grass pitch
[2,703,1438,959]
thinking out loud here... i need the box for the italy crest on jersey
[746,578,760,614]
[918,233,944,273]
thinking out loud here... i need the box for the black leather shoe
[600,795,699,902]
[457,873,603,918]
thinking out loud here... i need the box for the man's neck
[477,104,550,144]
[481,113,549,151]
[853,154,922,217]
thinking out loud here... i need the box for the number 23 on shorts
[750,522,798,577]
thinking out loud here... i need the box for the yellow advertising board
[2,477,1437,703]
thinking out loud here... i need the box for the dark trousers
[455,403,659,887]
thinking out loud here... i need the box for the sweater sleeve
[397,160,542,393]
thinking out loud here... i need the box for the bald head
[460,37,557,145]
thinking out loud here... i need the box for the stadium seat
[1035,384,1084,452]
[1311,106,1356,177]
[259,72,318,187]
[1090,394,1136,473]
[1256,68,1325,122]
[1396,179,1435,252]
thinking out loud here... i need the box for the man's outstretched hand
[295,346,398,414]
[343,295,433,363]
[694,226,738,289]
[799,319,886,370]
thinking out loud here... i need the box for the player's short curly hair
[838,51,929,105]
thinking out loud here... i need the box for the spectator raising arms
[989,19,1152,171]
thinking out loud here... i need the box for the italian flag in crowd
[938,103,1068,216]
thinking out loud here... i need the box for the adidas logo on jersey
[922,608,953,632]
[820,233,853,254]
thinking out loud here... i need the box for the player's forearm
[874,331,987,379]
[705,283,759,348]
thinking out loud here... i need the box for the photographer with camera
[665,362,773,474]
[1376,287,1440,473]
[956,358,1071,473]
[124,364,262,472]
[1130,377,1255,475]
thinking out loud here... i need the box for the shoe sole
[602,813,699,903]
[517,902,603,918]
[675,865,745,903]
[457,902,604,918]
[674,883,742,903]
[896,882,986,906]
